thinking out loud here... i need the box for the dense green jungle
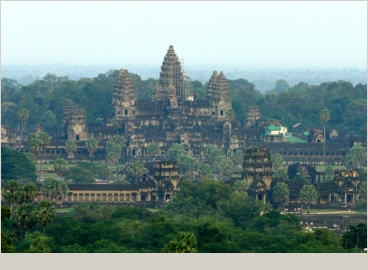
[1,71,367,253]
[1,70,366,138]
[1,146,367,253]
[1,177,366,253]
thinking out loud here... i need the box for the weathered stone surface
[112,69,136,120]
[63,105,88,141]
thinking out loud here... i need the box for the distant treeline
[1,70,366,138]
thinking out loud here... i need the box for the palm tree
[37,200,56,234]
[2,180,22,218]
[299,184,318,213]
[26,131,50,174]
[271,182,290,209]
[320,109,330,165]
[85,137,99,160]
[65,139,77,159]
[17,108,29,152]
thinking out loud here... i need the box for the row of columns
[65,191,141,203]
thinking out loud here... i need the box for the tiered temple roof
[112,69,136,119]
[154,45,186,102]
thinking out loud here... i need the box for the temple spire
[154,45,186,103]
[112,69,136,120]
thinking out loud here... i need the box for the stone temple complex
[106,45,240,160]
[53,45,352,167]
[3,45,362,209]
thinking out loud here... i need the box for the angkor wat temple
[58,45,353,165]
[62,45,244,161]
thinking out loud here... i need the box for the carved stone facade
[284,168,362,207]
[38,161,180,205]
[110,45,239,160]
[112,69,136,120]
[63,106,88,141]
[243,146,272,202]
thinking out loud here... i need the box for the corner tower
[154,45,186,105]
[112,69,136,120]
[207,71,232,119]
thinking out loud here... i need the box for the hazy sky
[1,1,367,69]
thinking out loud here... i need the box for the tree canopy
[1,146,37,184]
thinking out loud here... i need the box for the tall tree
[2,180,22,217]
[17,108,29,152]
[65,139,77,159]
[53,158,67,177]
[232,180,248,197]
[1,146,37,184]
[21,183,39,204]
[41,178,69,204]
[14,203,38,237]
[320,108,330,164]
[85,137,99,160]
[146,142,161,156]
[161,232,198,253]
[299,184,318,212]
[127,161,147,183]
[105,135,124,165]
[37,200,56,234]
[271,182,290,209]
[271,152,284,172]
[273,79,290,93]
[344,145,367,169]
[26,132,50,157]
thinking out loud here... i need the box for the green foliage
[24,152,37,166]
[75,162,110,180]
[26,132,50,156]
[14,203,38,236]
[162,232,198,253]
[342,223,367,250]
[358,181,367,200]
[41,178,68,203]
[21,183,39,203]
[271,182,290,208]
[272,79,289,93]
[352,199,367,212]
[166,143,198,177]
[37,201,56,233]
[274,167,289,181]
[232,180,248,196]
[2,205,11,219]
[2,74,366,138]
[231,149,244,168]
[164,179,231,218]
[271,152,284,172]
[320,108,330,125]
[344,144,367,169]
[16,231,52,253]
[63,165,95,184]
[299,184,318,207]
[146,142,161,156]
[53,158,67,176]
[203,144,234,179]
[72,202,114,223]
[105,135,124,165]
[1,231,15,252]
[2,181,39,211]
[127,161,147,183]
[85,137,99,159]
[65,139,77,157]
[1,146,37,184]
[2,180,23,208]
[358,167,367,182]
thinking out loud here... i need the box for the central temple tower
[153,45,186,106]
